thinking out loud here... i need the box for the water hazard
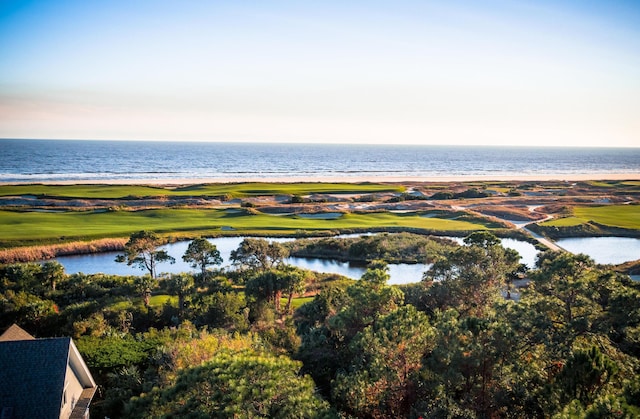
[53,235,639,284]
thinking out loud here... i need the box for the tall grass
[0,238,126,264]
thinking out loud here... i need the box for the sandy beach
[3,173,639,186]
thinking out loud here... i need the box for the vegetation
[2,177,640,417]
[0,208,499,247]
[0,182,403,199]
[182,237,222,278]
[542,205,640,230]
[287,232,459,263]
[115,230,175,278]
[2,231,640,418]
[0,238,126,264]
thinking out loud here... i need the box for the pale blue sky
[1,0,638,146]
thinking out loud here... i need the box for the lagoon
[556,237,640,265]
[52,235,639,285]
[54,236,432,284]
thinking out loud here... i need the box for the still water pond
[53,235,639,285]
[556,237,640,265]
[55,236,432,285]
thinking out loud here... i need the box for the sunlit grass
[149,295,177,307]
[0,182,404,199]
[281,296,315,310]
[0,208,496,245]
[541,205,640,229]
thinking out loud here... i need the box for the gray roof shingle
[0,337,71,419]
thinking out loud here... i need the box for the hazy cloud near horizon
[1,0,639,146]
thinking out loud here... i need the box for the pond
[52,235,638,285]
[555,237,640,265]
[54,236,432,285]
[445,237,538,269]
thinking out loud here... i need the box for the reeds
[0,238,127,264]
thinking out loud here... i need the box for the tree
[360,259,390,286]
[333,305,435,418]
[125,350,333,418]
[115,231,175,278]
[463,231,501,248]
[182,238,222,279]
[230,238,288,271]
[423,234,521,317]
[39,261,65,292]
[279,265,308,314]
[556,346,618,406]
[164,273,195,316]
[134,275,157,307]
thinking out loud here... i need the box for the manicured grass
[0,182,404,199]
[149,294,177,307]
[0,208,496,245]
[541,205,640,229]
[103,295,177,310]
[281,296,315,310]
[585,180,640,188]
[573,205,640,229]
[541,217,585,227]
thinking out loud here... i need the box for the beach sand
[4,173,640,186]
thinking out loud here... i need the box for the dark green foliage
[115,230,175,278]
[125,350,333,418]
[76,334,159,372]
[230,238,288,271]
[430,188,490,200]
[556,346,618,405]
[182,237,222,278]
[288,232,458,264]
[332,305,435,418]
[423,233,521,316]
[192,291,248,330]
[3,232,640,418]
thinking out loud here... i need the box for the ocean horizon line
[1,138,639,150]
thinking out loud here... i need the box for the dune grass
[0,208,496,246]
[0,182,404,199]
[541,205,640,229]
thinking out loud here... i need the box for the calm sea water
[1,139,639,182]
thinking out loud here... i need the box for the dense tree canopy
[2,231,640,418]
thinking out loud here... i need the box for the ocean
[1,139,639,183]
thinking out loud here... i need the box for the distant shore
[2,173,640,186]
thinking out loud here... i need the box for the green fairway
[281,296,315,310]
[0,182,404,199]
[0,208,496,245]
[541,205,640,229]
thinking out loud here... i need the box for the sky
[0,0,639,146]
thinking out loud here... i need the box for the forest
[1,230,640,418]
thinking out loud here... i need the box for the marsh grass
[0,237,126,263]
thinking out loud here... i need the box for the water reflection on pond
[52,235,640,285]
[55,236,432,284]
[556,237,640,265]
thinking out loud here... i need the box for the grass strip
[0,182,404,199]
[541,205,640,229]
[0,208,495,246]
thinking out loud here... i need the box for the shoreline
[2,173,640,186]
